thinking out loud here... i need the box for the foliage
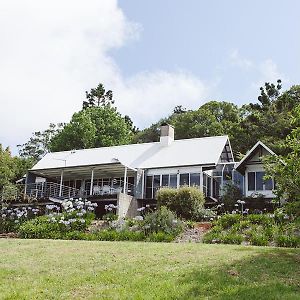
[83,83,114,109]
[17,123,63,161]
[214,213,242,229]
[50,106,133,151]
[221,182,243,211]
[18,199,96,239]
[264,104,300,202]
[0,145,33,190]
[157,186,205,220]
[132,82,300,158]
[204,213,300,248]
[0,205,41,233]
[142,206,184,236]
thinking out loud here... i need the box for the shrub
[147,232,175,242]
[221,182,243,211]
[249,233,269,246]
[202,231,223,244]
[102,212,118,222]
[222,232,243,245]
[193,208,217,222]
[247,214,274,226]
[157,186,205,220]
[156,188,177,208]
[143,206,183,236]
[0,206,42,233]
[276,235,300,248]
[19,199,95,239]
[216,214,242,229]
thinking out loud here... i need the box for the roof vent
[160,124,174,146]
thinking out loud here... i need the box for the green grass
[0,239,299,299]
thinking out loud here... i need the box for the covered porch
[26,162,137,201]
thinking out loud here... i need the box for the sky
[0,0,299,154]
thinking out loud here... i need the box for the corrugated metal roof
[31,135,230,171]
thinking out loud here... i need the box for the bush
[147,232,175,242]
[249,233,269,246]
[19,199,95,239]
[143,206,183,236]
[0,206,42,233]
[215,214,242,229]
[247,214,274,226]
[193,208,217,222]
[157,186,205,220]
[276,235,300,248]
[222,232,243,245]
[102,212,118,222]
[221,182,243,211]
[156,188,177,208]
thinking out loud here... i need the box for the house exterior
[23,124,276,217]
[235,141,276,199]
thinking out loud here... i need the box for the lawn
[0,239,299,300]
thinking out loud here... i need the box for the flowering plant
[0,206,41,233]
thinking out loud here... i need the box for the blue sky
[116,0,299,103]
[0,0,299,153]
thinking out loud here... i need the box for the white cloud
[229,49,253,70]
[228,50,286,90]
[0,0,209,152]
[253,59,287,88]
[116,70,209,126]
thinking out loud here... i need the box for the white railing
[1,180,135,202]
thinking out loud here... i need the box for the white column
[123,166,127,194]
[90,169,94,196]
[59,169,64,197]
[141,170,145,199]
[200,167,203,195]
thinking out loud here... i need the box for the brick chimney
[160,123,174,146]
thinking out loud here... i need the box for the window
[248,171,274,191]
[146,176,153,198]
[169,174,177,188]
[153,175,160,197]
[180,173,189,186]
[248,172,255,191]
[162,174,169,187]
[190,173,200,187]
[256,172,264,190]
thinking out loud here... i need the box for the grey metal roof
[31,135,231,171]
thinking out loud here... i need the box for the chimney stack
[160,123,174,146]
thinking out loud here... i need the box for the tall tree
[82,83,114,109]
[264,104,300,202]
[17,123,63,161]
[50,106,133,151]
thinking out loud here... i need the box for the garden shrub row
[203,212,300,248]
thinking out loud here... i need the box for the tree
[264,105,300,202]
[17,123,63,161]
[82,83,114,109]
[0,145,33,190]
[50,106,133,151]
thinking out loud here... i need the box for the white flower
[134,216,143,221]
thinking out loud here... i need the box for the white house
[235,141,276,199]
[24,124,276,217]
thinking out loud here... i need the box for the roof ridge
[48,135,229,155]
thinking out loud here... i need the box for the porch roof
[31,135,232,172]
[30,162,136,180]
